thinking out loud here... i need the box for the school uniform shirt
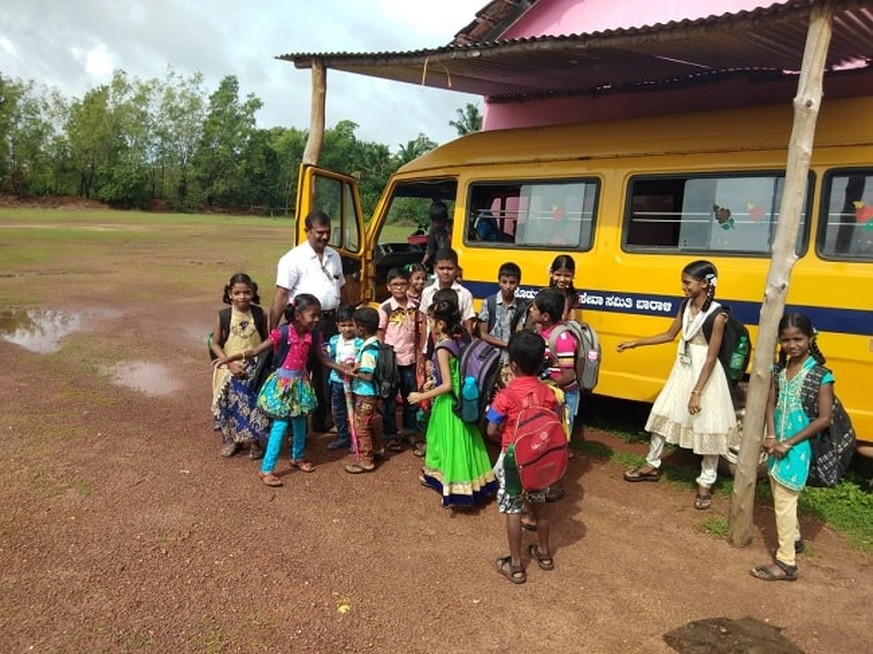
[420,282,476,351]
[378,298,420,366]
[477,293,521,361]
[351,335,379,397]
[486,376,560,450]
[275,240,345,311]
[326,334,363,385]
[540,322,578,392]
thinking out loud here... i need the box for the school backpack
[785,364,857,488]
[484,293,525,335]
[437,338,502,423]
[510,385,569,492]
[546,320,602,392]
[692,301,751,387]
[363,341,400,400]
[207,306,267,361]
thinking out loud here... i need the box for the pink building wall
[483,0,801,130]
[501,0,785,38]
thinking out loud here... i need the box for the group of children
[210,254,838,584]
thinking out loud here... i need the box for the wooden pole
[728,0,834,546]
[302,58,326,166]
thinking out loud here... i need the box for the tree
[0,76,58,195]
[192,75,262,207]
[395,134,437,166]
[449,103,482,136]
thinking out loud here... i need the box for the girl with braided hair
[408,291,497,509]
[617,260,737,510]
[750,313,834,582]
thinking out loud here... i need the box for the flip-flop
[528,544,555,571]
[495,556,526,584]
[623,466,661,482]
[694,492,713,510]
[749,560,797,582]
[257,472,283,487]
[291,459,316,473]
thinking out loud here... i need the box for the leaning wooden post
[302,58,326,166]
[728,0,834,546]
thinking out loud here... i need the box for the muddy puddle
[0,307,121,353]
[104,361,181,397]
[665,617,804,653]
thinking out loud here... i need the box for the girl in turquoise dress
[750,313,834,582]
[408,293,497,510]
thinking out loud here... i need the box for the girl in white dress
[616,260,738,510]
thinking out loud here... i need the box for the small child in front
[345,307,384,474]
[326,305,362,452]
[486,331,559,584]
[378,267,421,451]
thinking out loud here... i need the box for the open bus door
[295,164,369,305]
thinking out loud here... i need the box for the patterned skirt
[257,369,318,420]
[212,360,270,444]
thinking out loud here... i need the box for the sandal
[248,443,264,460]
[345,462,376,474]
[495,556,526,584]
[749,560,798,582]
[545,486,565,502]
[386,438,404,453]
[290,459,315,473]
[257,472,283,487]
[623,466,661,482]
[220,442,241,458]
[413,444,426,458]
[694,492,713,510]
[528,544,555,571]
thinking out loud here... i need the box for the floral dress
[211,309,270,445]
[256,326,318,420]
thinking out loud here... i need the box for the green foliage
[449,103,483,136]
[0,69,441,216]
[696,515,730,538]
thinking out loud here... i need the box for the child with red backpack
[486,331,565,584]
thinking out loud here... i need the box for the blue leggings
[261,416,307,473]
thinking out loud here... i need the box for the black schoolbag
[363,341,400,400]
[208,305,267,361]
[779,364,856,488]
[684,300,751,387]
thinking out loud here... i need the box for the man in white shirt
[270,210,348,433]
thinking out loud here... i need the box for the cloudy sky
[0,0,481,149]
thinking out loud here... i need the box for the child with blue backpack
[215,294,324,487]
[325,304,362,452]
[344,307,384,474]
[408,292,497,510]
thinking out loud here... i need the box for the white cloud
[0,0,480,147]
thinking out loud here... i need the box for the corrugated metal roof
[276,0,873,103]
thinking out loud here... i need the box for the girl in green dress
[408,292,497,510]
[750,313,834,582]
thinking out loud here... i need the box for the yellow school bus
[296,96,873,443]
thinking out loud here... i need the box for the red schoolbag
[510,386,568,492]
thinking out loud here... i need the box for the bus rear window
[465,180,598,250]
[818,170,873,261]
[624,173,811,255]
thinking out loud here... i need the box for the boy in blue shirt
[477,262,523,363]
[325,305,362,452]
[345,307,383,474]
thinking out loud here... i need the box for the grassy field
[2,206,871,551]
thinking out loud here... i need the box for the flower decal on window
[713,204,735,230]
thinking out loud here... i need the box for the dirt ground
[1,212,871,652]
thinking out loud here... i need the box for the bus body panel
[297,98,873,441]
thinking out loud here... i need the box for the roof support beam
[729,0,835,548]
[302,59,326,166]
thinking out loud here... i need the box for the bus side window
[820,171,873,259]
[627,183,683,248]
